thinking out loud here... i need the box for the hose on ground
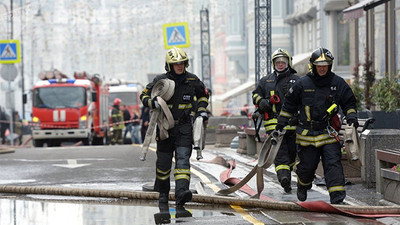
[0,185,399,216]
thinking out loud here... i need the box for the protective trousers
[111,129,123,145]
[296,142,346,204]
[274,131,297,183]
[154,141,192,200]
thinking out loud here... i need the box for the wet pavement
[194,144,390,207]
[0,143,400,224]
[0,196,241,225]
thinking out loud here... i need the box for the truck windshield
[33,86,86,109]
[109,92,138,107]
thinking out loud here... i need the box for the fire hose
[140,79,175,161]
[0,185,399,217]
[212,130,400,218]
[217,130,286,196]
[193,116,205,160]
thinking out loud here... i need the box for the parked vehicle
[31,71,109,147]
[108,80,143,118]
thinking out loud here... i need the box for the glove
[197,112,208,122]
[288,114,299,126]
[151,97,160,109]
[258,99,271,113]
[275,123,284,132]
[347,118,359,128]
[251,111,261,120]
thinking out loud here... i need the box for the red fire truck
[108,80,143,117]
[31,71,110,147]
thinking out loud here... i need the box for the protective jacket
[278,71,357,147]
[140,71,209,199]
[141,72,207,119]
[252,68,299,191]
[277,70,357,204]
[252,68,299,133]
[111,105,124,130]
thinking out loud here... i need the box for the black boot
[330,190,346,205]
[154,202,170,224]
[297,184,308,201]
[176,205,192,218]
[280,176,292,193]
[159,193,169,204]
[176,190,192,207]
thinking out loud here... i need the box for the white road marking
[53,159,91,169]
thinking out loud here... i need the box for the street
[0,144,399,224]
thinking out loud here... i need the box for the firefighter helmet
[113,98,122,106]
[310,47,334,66]
[271,48,292,68]
[165,47,189,72]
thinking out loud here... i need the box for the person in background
[252,48,300,193]
[275,47,358,204]
[140,106,150,143]
[111,98,125,145]
[13,111,23,146]
[131,109,142,144]
[140,47,209,217]
[0,107,9,145]
[205,88,213,119]
[240,104,250,118]
[121,103,133,144]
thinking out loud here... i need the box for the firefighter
[140,47,209,217]
[275,47,358,204]
[252,48,299,193]
[111,98,125,145]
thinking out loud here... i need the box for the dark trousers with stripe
[154,138,192,198]
[274,131,297,183]
[296,142,346,204]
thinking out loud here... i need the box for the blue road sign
[163,22,190,49]
[0,40,21,63]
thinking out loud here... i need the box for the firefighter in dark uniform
[140,47,209,216]
[275,47,358,204]
[111,98,124,145]
[252,48,299,193]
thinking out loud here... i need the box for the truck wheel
[33,139,44,147]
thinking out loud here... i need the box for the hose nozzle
[270,94,280,104]
[271,130,280,145]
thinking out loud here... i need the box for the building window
[272,0,282,17]
[374,4,386,78]
[337,12,350,66]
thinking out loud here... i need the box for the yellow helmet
[165,47,189,72]
[271,48,292,68]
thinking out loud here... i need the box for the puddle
[0,197,229,225]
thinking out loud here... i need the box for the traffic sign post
[0,40,21,64]
[0,64,18,81]
[163,22,190,49]
[0,39,20,146]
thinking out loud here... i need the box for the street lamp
[0,0,15,146]
[0,2,11,39]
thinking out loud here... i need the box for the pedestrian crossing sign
[0,40,21,64]
[163,22,190,49]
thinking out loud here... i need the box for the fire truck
[108,80,143,117]
[31,71,110,147]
